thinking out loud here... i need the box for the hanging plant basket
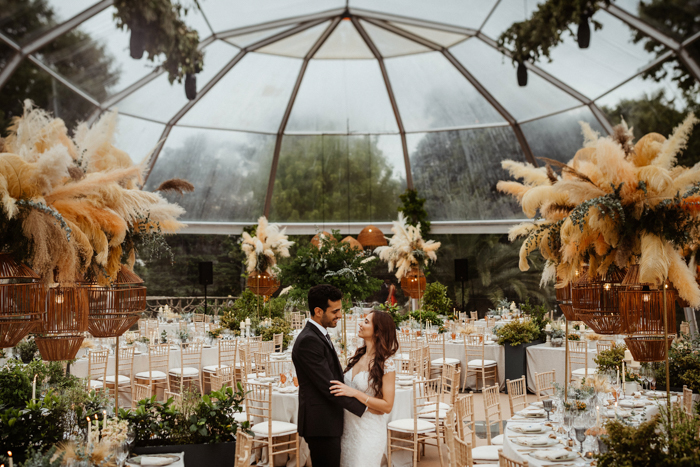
[80,265,147,338]
[572,268,627,334]
[35,286,89,361]
[247,271,279,297]
[0,253,43,348]
[401,267,426,299]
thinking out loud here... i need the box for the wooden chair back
[211,366,236,391]
[499,451,529,467]
[219,339,237,367]
[180,341,203,369]
[470,311,478,321]
[454,393,477,448]
[87,349,109,386]
[483,384,503,445]
[234,432,254,467]
[441,364,461,407]
[534,370,556,401]
[683,385,693,415]
[568,339,588,379]
[273,333,283,353]
[445,409,473,467]
[596,340,613,353]
[507,375,528,416]
[193,313,205,323]
[194,321,206,334]
[147,343,170,376]
[132,383,153,408]
[164,390,181,403]
[238,345,254,381]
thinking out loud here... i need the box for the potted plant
[494,318,543,387]
[122,386,249,467]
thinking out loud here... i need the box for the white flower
[279,286,293,296]
[361,256,376,264]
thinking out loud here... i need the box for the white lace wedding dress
[340,358,395,467]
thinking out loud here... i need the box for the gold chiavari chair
[132,383,154,408]
[534,370,556,401]
[569,340,595,379]
[506,375,528,417]
[273,333,284,353]
[238,345,255,383]
[193,313,205,323]
[169,341,204,393]
[429,333,461,379]
[454,394,476,448]
[445,409,473,467]
[387,377,444,467]
[470,311,478,321]
[164,390,182,404]
[596,340,613,353]
[134,344,170,398]
[210,365,236,392]
[102,346,135,406]
[245,382,300,466]
[234,432,254,467]
[86,349,109,392]
[483,384,504,446]
[464,335,498,391]
[290,312,303,330]
[498,451,528,467]
[202,339,237,392]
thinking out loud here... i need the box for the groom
[292,284,365,467]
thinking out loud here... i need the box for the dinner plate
[127,455,180,466]
[511,436,559,447]
[619,399,649,408]
[529,450,579,462]
[397,380,414,387]
[508,424,549,434]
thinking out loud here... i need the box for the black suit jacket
[292,321,365,437]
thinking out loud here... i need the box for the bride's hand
[330,380,358,398]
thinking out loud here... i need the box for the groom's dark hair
[308,284,343,317]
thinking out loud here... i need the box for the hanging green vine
[398,189,431,238]
[113,0,204,84]
[498,0,610,66]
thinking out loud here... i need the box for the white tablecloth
[444,341,506,390]
[526,343,598,392]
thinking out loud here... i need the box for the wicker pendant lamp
[247,271,280,297]
[35,285,89,361]
[311,231,333,248]
[400,267,427,299]
[80,265,147,338]
[556,266,588,321]
[0,253,43,348]
[358,225,387,249]
[618,264,678,362]
[572,267,627,334]
[341,236,363,251]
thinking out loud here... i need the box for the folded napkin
[533,449,576,461]
[619,399,647,408]
[519,408,545,417]
[511,424,544,433]
[515,435,552,446]
[140,457,173,466]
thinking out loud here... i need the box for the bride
[330,309,399,467]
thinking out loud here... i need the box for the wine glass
[650,373,657,391]
[115,444,129,467]
[543,399,553,421]
[574,425,587,454]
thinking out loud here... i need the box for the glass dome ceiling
[1,0,698,234]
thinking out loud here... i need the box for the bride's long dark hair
[344,310,399,399]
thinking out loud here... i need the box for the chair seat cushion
[135,370,167,379]
[472,445,501,461]
[418,409,447,420]
[233,412,247,423]
[169,367,200,376]
[88,380,103,389]
[251,421,298,437]
[202,364,229,372]
[387,418,436,434]
[572,367,597,376]
[467,359,497,367]
[491,434,504,445]
[431,357,461,366]
[100,375,130,384]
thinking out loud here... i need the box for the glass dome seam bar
[262,18,342,217]
[516,104,593,125]
[174,123,277,136]
[0,0,112,91]
[142,19,331,185]
[603,4,700,82]
[589,103,614,134]
[683,31,700,48]
[144,124,173,184]
[360,17,447,51]
[348,7,478,36]
[592,49,675,103]
[214,7,346,40]
[101,34,218,110]
[24,54,101,107]
[404,122,511,133]
[351,17,414,189]
[477,0,502,34]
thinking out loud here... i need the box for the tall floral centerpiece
[375,213,440,317]
[497,114,700,402]
[241,216,293,317]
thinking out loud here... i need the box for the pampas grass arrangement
[375,212,440,279]
[241,216,293,276]
[0,100,187,284]
[498,114,700,307]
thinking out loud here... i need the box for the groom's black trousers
[305,436,341,467]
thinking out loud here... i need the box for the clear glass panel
[480,0,542,40]
[407,127,526,220]
[0,62,95,132]
[596,63,686,110]
[116,39,240,123]
[270,134,406,222]
[535,10,665,99]
[314,19,374,59]
[451,39,581,121]
[614,0,697,42]
[225,25,296,48]
[201,0,344,34]
[385,51,505,131]
[350,0,498,30]
[286,59,399,134]
[111,114,166,164]
[360,21,431,57]
[2,0,97,44]
[520,106,606,164]
[257,22,329,58]
[388,22,468,47]
[145,126,275,222]
[179,52,302,132]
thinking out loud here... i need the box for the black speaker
[199,261,213,285]
[455,258,469,282]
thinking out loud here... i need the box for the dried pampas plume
[157,178,195,195]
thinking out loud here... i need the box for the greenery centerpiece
[258,318,293,350]
[421,282,453,316]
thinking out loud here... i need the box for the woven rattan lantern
[341,236,363,251]
[81,266,147,338]
[572,267,627,334]
[35,286,89,361]
[618,265,677,362]
[310,231,333,248]
[247,271,280,297]
[357,225,387,249]
[0,253,43,348]
[400,267,426,299]
[556,266,588,321]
